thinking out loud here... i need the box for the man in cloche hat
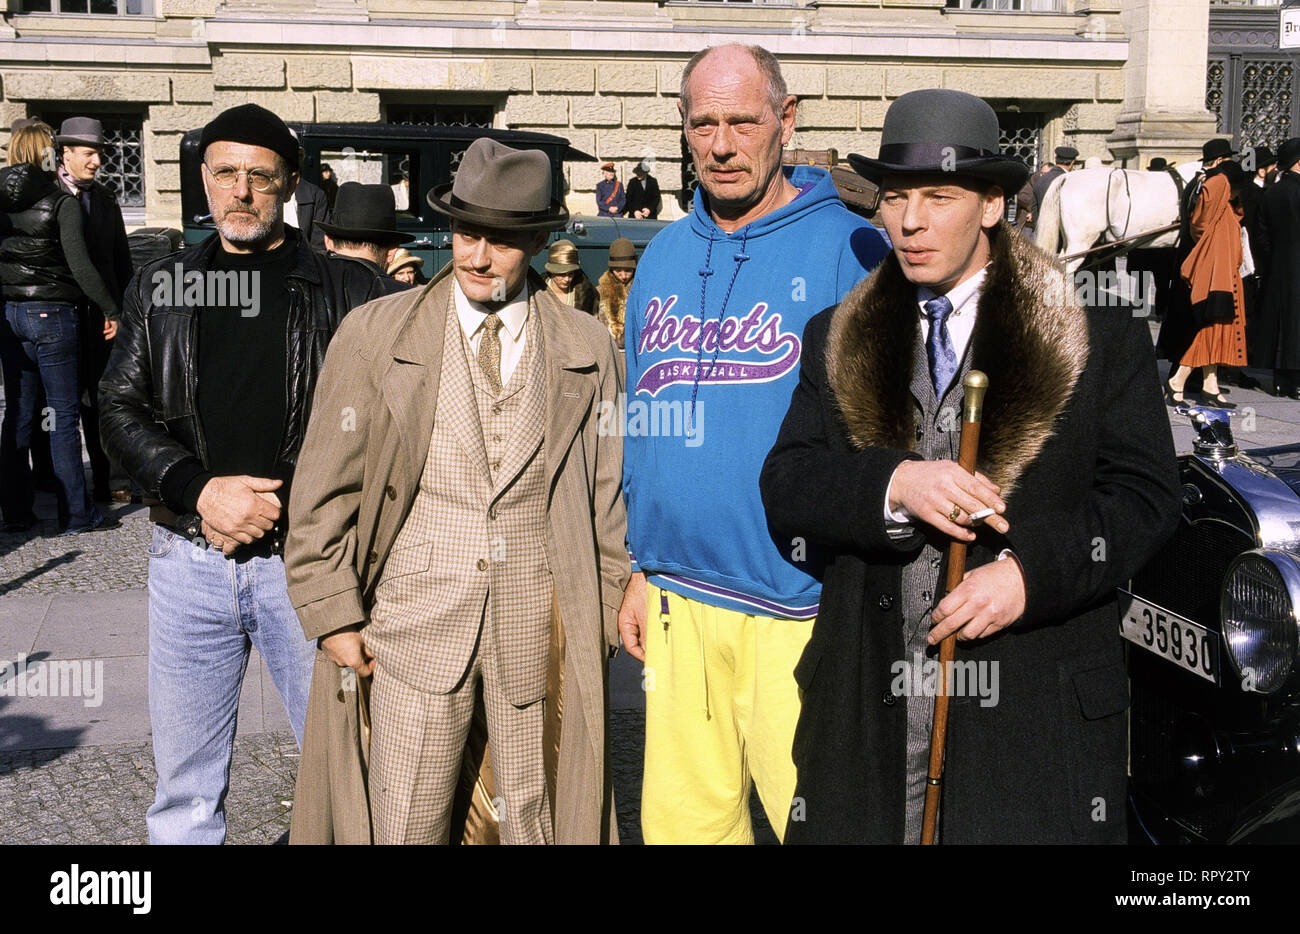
[285,136,628,844]
[760,88,1180,843]
[317,181,411,295]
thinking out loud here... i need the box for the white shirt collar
[916,265,988,319]
[453,278,529,342]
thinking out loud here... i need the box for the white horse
[1034,164,1199,275]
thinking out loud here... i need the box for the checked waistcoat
[366,291,554,706]
[901,325,974,844]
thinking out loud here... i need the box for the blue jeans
[0,300,101,531]
[145,526,315,845]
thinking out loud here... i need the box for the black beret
[199,103,299,171]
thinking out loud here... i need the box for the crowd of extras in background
[0,116,641,536]
[1018,139,1300,409]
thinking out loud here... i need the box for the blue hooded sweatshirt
[622,164,890,618]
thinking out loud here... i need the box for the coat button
[915,427,924,441]
[368,550,378,563]
[878,593,894,611]
[476,558,488,571]
[385,485,396,500]
[488,505,497,520]
[881,691,897,707]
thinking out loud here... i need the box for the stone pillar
[1108,0,1219,167]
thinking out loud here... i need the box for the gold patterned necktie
[478,312,504,393]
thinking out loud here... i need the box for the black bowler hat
[1276,138,1300,173]
[317,182,407,246]
[1201,138,1236,162]
[427,137,569,232]
[1147,157,1168,171]
[847,89,1030,194]
[1251,144,1275,167]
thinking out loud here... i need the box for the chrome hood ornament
[1178,404,1238,458]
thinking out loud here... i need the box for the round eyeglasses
[203,163,280,193]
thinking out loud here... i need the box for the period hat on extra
[427,137,569,232]
[544,239,582,274]
[317,182,407,246]
[1147,157,1168,172]
[1201,138,1237,163]
[386,247,424,276]
[847,89,1030,194]
[1251,144,1275,167]
[607,237,637,270]
[1274,138,1300,172]
[1054,146,1079,164]
[54,117,106,150]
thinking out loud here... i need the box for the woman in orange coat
[1165,160,1249,408]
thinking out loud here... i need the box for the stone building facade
[0,0,1218,227]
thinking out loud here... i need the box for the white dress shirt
[454,279,530,385]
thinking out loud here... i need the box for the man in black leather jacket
[98,103,388,845]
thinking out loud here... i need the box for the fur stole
[597,270,628,345]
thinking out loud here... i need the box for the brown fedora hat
[317,182,407,246]
[428,137,569,232]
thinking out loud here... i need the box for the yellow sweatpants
[640,582,812,844]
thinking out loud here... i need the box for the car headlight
[1219,550,1300,694]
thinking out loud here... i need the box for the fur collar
[597,270,628,342]
[826,223,1089,498]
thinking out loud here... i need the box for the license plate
[1118,590,1219,684]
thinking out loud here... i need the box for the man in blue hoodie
[618,42,889,843]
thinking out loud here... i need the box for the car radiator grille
[1129,517,1255,841]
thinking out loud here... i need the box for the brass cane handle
[962,370,988,424]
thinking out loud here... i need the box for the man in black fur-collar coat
[759,90,1181,844]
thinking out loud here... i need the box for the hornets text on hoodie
[622,164,890,619]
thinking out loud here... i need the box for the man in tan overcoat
[284,137,628,844]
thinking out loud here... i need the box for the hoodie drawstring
[688,227,750,430]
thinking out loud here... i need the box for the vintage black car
[1125,405,1300,843]
[178,122,669,283]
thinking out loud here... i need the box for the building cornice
[188,19,1127,61]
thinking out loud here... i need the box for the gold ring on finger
[948,504,962,523]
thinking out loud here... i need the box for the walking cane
[920,370,988,846]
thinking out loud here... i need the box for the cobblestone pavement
[0,504,150,597]
[0,715,654,845]
[0,733,298,845]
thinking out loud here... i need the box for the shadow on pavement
[0,656,90,770]
[0,549,81,595]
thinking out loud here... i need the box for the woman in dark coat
[0,122,119,533]
[1252,138,1300,398]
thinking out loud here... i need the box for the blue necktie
[924,295,957,396]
